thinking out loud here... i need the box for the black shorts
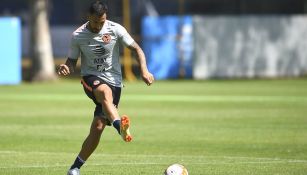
[81,75,121,125]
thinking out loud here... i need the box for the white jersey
[68,20,134,87]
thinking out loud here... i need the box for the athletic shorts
[81,75,121,125]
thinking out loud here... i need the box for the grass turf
[0,78,306,175]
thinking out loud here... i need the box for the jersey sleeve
[117,24,135,47]
[67,34,80,59]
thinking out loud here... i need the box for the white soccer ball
[164,164,189,175]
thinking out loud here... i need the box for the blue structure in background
[0,17,21,85]
[178,16,193,79]
[142,16,193,79]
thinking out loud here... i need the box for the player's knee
[92,123,105,135]
[95,124,104,132]
[92,118,106,133]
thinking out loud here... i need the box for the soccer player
[57,1,154,175]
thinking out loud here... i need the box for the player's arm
[58,32,80,76]
[128,42,154,86]
[57,30,80,76]
[57,58,78,76]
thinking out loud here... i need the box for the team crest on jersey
[93,80,100,86]
[102,34,111,43]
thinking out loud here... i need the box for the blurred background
[0,0,307,84]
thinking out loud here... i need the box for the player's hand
[57,64,70,76]
[141,71,154,86]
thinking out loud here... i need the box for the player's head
[89,1,108,16]
[87,1,108,33]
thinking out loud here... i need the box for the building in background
[1,0,307,79]
[1,0,307,38]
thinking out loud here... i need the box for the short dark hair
[89,1,108,16]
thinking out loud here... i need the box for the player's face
[88,13,106,33]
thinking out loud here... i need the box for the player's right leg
[67,117,107,175]
[79,116,106,160]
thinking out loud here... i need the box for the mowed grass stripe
[1,151,306,170]
[1,151,307,162]
[2,161,306,170]
[1,94,306,102]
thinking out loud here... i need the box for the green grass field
[0,78,307,175]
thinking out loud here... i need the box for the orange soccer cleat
[120,115,132,142]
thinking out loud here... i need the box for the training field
[0,79,307,175]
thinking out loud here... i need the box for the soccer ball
[164,164,189,175]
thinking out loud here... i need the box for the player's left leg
[93,84,120,123]
[81,75,132,142]
[93,84,132,142]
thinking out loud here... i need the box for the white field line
[0,151,306,169]
[1,150,306,161]
[1,150,307,162]
[0,161,306,169]
[0,161,301,169]
[1,94,306,102]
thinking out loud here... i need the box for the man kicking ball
[57,1,154,175]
